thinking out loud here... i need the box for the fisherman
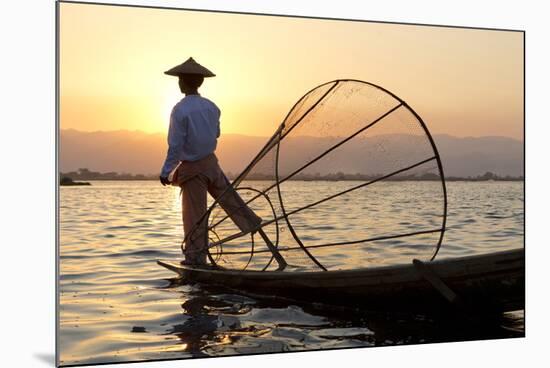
[159,57,263,266]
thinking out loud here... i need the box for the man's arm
[160,108,186,181]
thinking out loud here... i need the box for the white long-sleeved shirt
[160,95,221,177]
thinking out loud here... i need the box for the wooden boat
[158,248,524,313]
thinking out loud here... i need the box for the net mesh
[199,80,446,271]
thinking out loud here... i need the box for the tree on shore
[60,168,523,182]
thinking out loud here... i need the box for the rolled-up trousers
[173,153,262,264]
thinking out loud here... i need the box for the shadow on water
[33,353,56,366]
[156,277,524,357]
[158,278,261,357]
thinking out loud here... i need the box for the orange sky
[59,2,524,139]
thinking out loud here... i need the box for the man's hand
[159,176,171,186]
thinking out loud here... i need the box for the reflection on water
[59,181,524,365]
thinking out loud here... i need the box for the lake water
[58,180,524,366]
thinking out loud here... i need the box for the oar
[257,228,287,271]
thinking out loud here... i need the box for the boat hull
[158,248,524,313]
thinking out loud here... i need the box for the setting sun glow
[60,3,523,139]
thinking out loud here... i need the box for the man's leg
[207,168,262,234]
[208,167,287,270]
[181,174,209,265]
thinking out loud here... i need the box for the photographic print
[57,1,524,366]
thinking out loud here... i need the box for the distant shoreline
[60,169,523,183]
[59,177,524,182]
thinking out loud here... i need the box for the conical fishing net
[188,80,447,272]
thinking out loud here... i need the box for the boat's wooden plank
[413,259,460,304]
[158,248,523,282]
[157,248,524,313]
[157,260,186,276]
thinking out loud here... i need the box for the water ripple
[59,180,524,365]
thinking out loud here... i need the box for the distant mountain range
[59,129,523,178]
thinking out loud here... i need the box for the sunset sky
[59,2,524,139]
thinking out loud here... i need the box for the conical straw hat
[164,57,216,77]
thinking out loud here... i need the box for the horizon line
[59,128,524,141]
